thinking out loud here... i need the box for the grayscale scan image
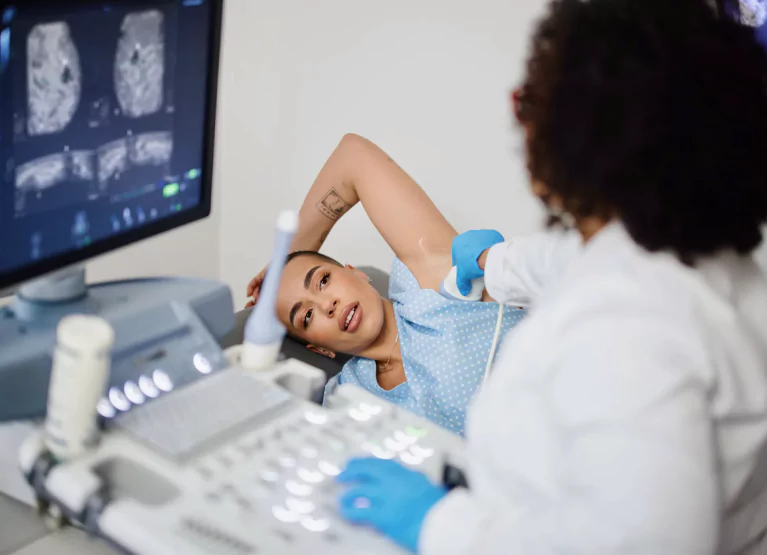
[129,131,173,166]
[27,22,82,136]
[98,139,129,185]
[16,154,67,190]
[114,10,165,118]
[71,150,96,181]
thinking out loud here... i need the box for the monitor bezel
[0,0,223,292]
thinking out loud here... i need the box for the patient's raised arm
[288,134,457,290]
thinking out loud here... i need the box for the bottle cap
[57,315,115,355]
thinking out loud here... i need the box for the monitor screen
[0,0,221,291]
[720,0,767,49]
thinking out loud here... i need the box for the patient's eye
[303,308,313,329]
[319,272,330,290]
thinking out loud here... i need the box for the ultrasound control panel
[21,362,465,555]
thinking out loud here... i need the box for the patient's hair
[521,0,767,264]
[286,250,342,267]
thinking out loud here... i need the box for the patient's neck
[360,299,401,365]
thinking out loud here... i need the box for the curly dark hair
[520,0,767,263]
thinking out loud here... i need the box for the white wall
[216,0,546,308]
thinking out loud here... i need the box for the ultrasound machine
[0,1,465,553]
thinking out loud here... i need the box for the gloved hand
[337,458,447,553]
[452,229,504,295]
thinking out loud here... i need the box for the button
[124,381,146,405]
[285,480,313,497]
[286,497,315,514]
[301,516,331,532]
[394,430,416,445]
[305,411,328,425]
[279,455,297,469]
[235,496,252,511]
[405,424,428,438]
[193,353,213,374]
[138,375,160,398]
[153,369,174,392]
[399,451,424,466]
[205,490,221,502]
[359,402,382,415]
[108,387,131,411]
[97,398,116,418]
[297,468,325,484]
[272,505,301,523]
[300,446,319,459]
[317,460,341,477]
[384,437,407,452]
[260,469,280,483]
[348,408,372,422]
[217,454,235,468]
[410,445,435,459]
[363,442,395,460]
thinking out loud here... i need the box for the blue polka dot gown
[324,258,525,435]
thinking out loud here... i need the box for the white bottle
[45,315,115,461]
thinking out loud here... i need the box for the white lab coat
[420,222,767,555]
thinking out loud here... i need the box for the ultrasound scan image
[27,22,82,136]
[71,150,95,181]
[114,10,165,119]
[129,131,173,166]
[15,153,67,190]
[97,138,129,185]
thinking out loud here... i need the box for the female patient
[247,134,525,434]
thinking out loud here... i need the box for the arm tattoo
[316,188,352,221]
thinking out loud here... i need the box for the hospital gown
[324,258,525,435]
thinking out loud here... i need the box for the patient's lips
[339,302,362,333]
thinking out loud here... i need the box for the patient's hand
[245,267,267,308]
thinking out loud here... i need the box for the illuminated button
[384,437,406,452]
[286,497,315,514]
[279,455,297,469]
[399,451,424,466]
[359,402,382,416]
[300,446,319,459]
[193,353,213,374]
[97,398,116,418]
[394,431,417,445]
[272,505,301,524]
[301,516,331,533]
[108,387,131,412]
[305,411,328,425]
[297,468,325,484]
[317,460,341,477]
[260,469,280,483]
[405,425,429,438]
[285,480,313,497]
[363,442,395,460]
[348,408,371,422]
[410,445,435,459]
[138,375,160,398]
[153,369,173,392]
[123,381,145,405]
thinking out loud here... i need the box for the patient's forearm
[291,134,362,252]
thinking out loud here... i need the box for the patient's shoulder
[388,257,421,298]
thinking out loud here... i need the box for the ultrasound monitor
[718,0,767,49]
[0,0,222,292]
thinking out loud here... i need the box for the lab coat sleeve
[419,303,719,555]
[483,231,582,307]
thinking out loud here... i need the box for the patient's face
[276,255,385,356]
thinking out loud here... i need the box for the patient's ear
[306,344,336,359]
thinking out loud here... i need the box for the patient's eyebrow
[289,302,302,328]
[304,266,321,289]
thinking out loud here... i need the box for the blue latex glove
[337,458,447,553]
[452,229,505,295]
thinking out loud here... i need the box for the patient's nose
[324,299,339,317]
